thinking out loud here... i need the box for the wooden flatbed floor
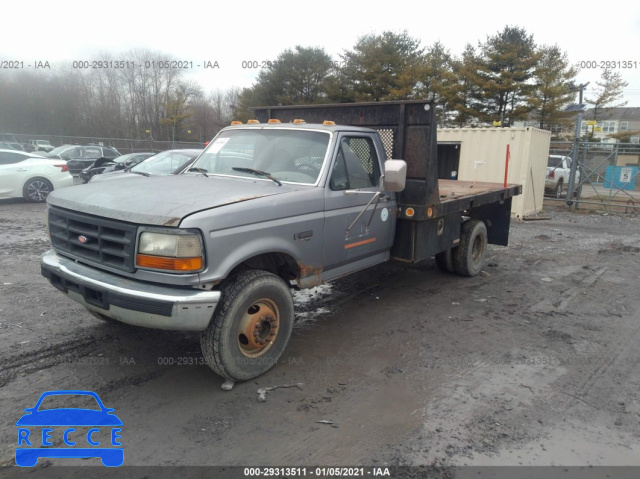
[437,179,521,215]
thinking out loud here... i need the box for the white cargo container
[437,127,551,219]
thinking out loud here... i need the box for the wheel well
[230,253,299,282]
[23,176,53,188]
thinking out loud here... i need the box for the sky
[2,1,639,107]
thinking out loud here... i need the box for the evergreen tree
[476,26,540,126]
[419,41,457,126]
[530,45,578,131]
[337,31,424,102]
[239,46,334,109]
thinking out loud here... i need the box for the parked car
[7,142,26,151]
[0,149,73,202]
[28,139,55,153]
[90,149,202,183]
[22,143,36,153]
[43,145,120,176]
[79,152,155,183]
[545,155,581,197]
[0,143,17,150]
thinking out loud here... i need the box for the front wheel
[200,270,294,382]
[453,219,488,277]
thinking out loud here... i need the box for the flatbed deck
[437,180,521,216]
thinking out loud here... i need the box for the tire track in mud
[0,334,112,387]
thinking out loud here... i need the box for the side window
[84,147,102,159]
[330,136,380,190]
[103,148,117,158]
[0,152,27,165]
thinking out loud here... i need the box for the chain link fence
[1,132,205,154]
[548,142,640,212]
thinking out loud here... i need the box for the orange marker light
[405,207,415,217]
[293,119,305,124]
[247,119,259,124]
[267,119,281,124]
[322,120,335,126]
[136,254,203,272]
[230,121,242,125]
[427,207,433,218]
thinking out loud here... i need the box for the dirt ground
[1,198,639,474]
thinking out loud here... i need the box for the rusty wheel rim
[237,298,280,358]
[472,233,486,264]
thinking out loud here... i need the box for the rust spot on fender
[296,261,323,288]
[164,217,181,227]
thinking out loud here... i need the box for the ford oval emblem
[78,235,88,244]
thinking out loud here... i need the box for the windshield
[47,145,74,156]
[191,129,330,185]
[131,150,196,176]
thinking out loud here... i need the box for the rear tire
[554,180,564,198]
[453,219,488,277]
[22,177,53,202]
[200,270,294,382]
[435,248,455,273]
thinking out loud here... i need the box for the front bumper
[40,249,220,331]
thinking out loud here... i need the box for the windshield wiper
[232,167,282,186]
[189,167,209,177]
[129,170,150,177]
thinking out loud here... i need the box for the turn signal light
[136,254,203,271]
[405,207,415,217]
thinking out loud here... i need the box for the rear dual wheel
[436,219,488,277]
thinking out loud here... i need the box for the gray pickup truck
[41,101,521,382]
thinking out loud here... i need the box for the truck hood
[47,175,295,226]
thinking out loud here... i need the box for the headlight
[136,231,204,272]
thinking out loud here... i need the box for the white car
[0,149,74,202]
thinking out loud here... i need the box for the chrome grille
[48,206,137,272]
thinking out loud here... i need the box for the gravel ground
[1,198,639,475]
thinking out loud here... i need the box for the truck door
[323,134,396,274]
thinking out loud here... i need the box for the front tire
[453,219,488,277]
[200,270,294,382]
[23,177,53,202]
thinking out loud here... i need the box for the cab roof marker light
[247,119,260,124]
[267,119,281,124]
[230,121,243,125]
[323,120,335,126]
[293,119,306,124]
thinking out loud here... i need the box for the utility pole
[566,82,589,206]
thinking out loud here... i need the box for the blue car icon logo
[16,390,123,467]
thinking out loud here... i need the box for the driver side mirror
[382,159,407,192]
